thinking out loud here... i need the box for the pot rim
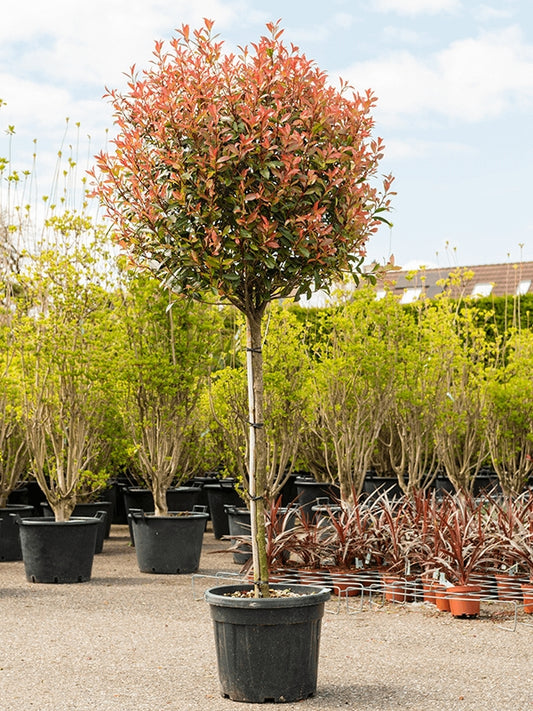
[16,516,100,527]
[204,583,331,608]
[129,509,209,520]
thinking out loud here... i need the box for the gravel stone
[0,525,531,711]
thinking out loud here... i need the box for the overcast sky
[1,0,532,269]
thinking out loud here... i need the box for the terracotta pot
[494,573,523,601]
[433,585,451,611]
[521,583,533,614]
[447,585,482,618]
[381,575,415,603]
[421,576,437,604]
[326,567,378,597]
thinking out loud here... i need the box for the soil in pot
[205,583,330,703]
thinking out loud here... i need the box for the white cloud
[0,0,254,89]
[474,3,515,22]
[343,25,533,124]
[373,0,461,14]
[382,26,428,45]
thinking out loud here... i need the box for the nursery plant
[17,215,120,521]
[117,271,222,515]
[93,19,394,596]
[0,281,28,507]
[208,304,312,499]
[484,330,533,495]
[431,295,492,493]
[381,297,449,493]
[432,493,497,587]
[306,287,398,501]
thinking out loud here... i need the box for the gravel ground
[0,524,531,711]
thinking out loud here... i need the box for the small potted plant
[432,494,497,617]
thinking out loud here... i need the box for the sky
[1,0,532,270]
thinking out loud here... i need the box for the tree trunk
[53,497,76,522]
[246,309,269,598]
[153,480,169,516]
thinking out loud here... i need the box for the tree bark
[246,309,270,597]
[153,480,169,516]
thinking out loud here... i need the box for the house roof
[376,262,533,302]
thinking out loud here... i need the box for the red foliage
[92,19,394,314]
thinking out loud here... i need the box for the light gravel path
[0,525,531,711]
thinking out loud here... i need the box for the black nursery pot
[205,583,331,703]
[0,505,36,561]
[41,502,110,553]
[122,486,203,544]
[17,517,100,583]
[225,505,251,564]
[294,477,340,521]
[204,481,245,539]
[129,507,209,574]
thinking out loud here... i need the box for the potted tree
[16,214,118,582]
[305,288,398,502]
[117,273,218,572]
[484,330,533,495]
[0,215,33,561]
[93,19,393,702]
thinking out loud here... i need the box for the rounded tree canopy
[93,20,394,316]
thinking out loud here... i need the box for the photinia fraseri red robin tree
[92,19,394,597]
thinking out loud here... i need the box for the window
[516,280,531,296]
[400,287,421,304]
[375,289,387,301]
[471,283,492,298]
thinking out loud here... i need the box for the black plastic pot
[205,583,331,703]
[41,502,111,553]
[295,477,340,521]
[123,486,202,513]
[0,504,36,561]
[17,516,100,583]
[225,506,251,564]
[129,506,209,574]
[123,486,203,544]
[363,476,403,500]
[8,481,43,513]
[434,475,456,498]
[204,481,245,539]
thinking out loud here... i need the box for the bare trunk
[246,310,269,598]
[153,480,169,516]
[53,497,76,522]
